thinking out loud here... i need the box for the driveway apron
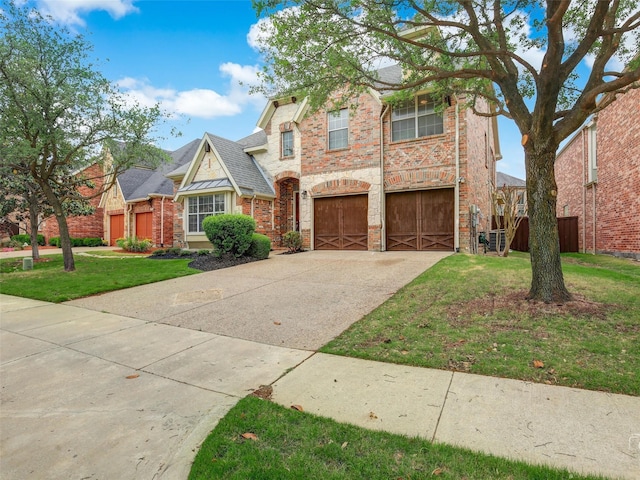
[0,250,450,479]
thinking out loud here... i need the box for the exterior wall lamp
[300,190,308,199]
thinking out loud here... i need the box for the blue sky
[16,0,528,179]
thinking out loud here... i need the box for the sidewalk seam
[431,371,455,442]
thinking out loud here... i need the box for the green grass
[321,252,640,396]
[189,395,605,480]
[0,254,199,302]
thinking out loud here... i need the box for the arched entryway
[274,176,300,246]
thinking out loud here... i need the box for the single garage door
[136,212,153,241]
[386,189,454,251]
[109,214,124,246]
[314,195,368,250]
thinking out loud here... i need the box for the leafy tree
[252,0,640,303]
[0,2,171,271]
[491,184,528,257]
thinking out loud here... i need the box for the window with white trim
[187,194,226,233]
[328,109,349,150]
[281,130,293,157]
[587,124,597,182]
[392,94,443,141]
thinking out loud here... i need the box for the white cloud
[116,63,266,120]
[35,0,138,25]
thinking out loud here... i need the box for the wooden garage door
[136,212,153,241]
[109,214,124,246]
[314,195,368,250]
[386,189,454,251]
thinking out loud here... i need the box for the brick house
[40,163,105,241]
[101,139,200,246]
[41,141,199,247]
[172,64,501,252]
[555,86,639,259]
[166,133,276,249]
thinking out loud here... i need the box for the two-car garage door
[313,189,454,251]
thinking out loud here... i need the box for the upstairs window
[328,109,349,150]
[392,94,444,141]
[188,194,226,233]
[281,130,294,157]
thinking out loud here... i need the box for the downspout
[592,183,597,255]
[380,104,390,251]
[251,194,256,218]
[454,95,460,253]
[127,203,133,238]
[160,196,166,247]
[582,129,586,253]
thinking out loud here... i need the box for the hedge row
[48,237,104,247]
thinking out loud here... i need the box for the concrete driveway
[66,250,452,350]
[0,250,450,479]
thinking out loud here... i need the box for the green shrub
[247,233,271,260]
[202,214,256,257]
[115,236,152,253]
[197,249,211,256]
[82,237,103,247]
[11,234,45,246]
[169,247,182,255]
[49,237,60,247]
[282,231,303,253]
[151,249,166,256]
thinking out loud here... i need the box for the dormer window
[391,94,444,141]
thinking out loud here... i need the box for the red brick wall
[556,87,640,257]
[172,181,186,248]
[40,163,106,242]
[594,87,640,256]
[300,92,382,175]
[241,197,275,243]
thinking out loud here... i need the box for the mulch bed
[146,251,261,272]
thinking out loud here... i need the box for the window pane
[329,129,348,149]
[188,197,198,213]
[188,214,198,233]
[417,95,435,115]
[328,109,348,130]
[282,131,293,156]
[418,114,443,136]
[392,101,414,120]
[392,118,415,141]
[199,195,213,213]
[214,194,225,213]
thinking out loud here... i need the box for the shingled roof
[118,138,200,202]
[497,172,526,187]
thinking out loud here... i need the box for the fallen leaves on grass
[291,404,304,412]
[532,360,545,369]
[250,385,273,400]
[240,432,258,441]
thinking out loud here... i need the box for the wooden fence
[490,216,578,253]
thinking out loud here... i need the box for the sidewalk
[1,248,639,480]
[272,353,640,480]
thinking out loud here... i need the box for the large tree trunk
[525,147,571,303]
[39,182,75,271]
[28,196,40,261]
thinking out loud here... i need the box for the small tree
[0,2,171,271]
[491,185,528,257]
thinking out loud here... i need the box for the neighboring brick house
[40,163,105,241]
[496,172,527,216]
[555,86,640,259]
[166,133,276,249]
[101,139,200,246]
[41,141,199,247]
[173,64,501,252]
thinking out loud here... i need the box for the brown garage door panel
[314,195,368,250]
[386,189,454,251]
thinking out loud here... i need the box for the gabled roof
[118,139,200,202]
[205,132,274,197]
[173,133,275,201]
[497,172,526,187]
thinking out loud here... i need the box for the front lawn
[0,254,198,302]
[321,252,640,396]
